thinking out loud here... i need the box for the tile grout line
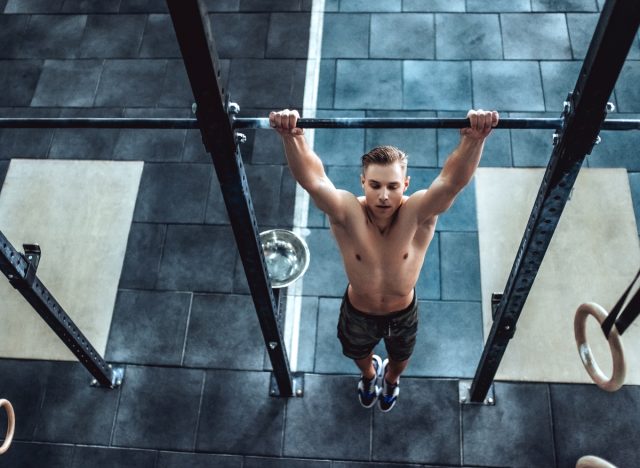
[180,292,195,366]
[283,0,325,372]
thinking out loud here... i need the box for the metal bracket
[459,380,495,405]
[269,372,304,397]
[23,244,41,270]
[90,366,124,389]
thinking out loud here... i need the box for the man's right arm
[270,109,350,223]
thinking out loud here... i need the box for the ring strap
[602,268,640,337]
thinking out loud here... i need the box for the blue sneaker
[358,354,382,408]
[379,359,399,412]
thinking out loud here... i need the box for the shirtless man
[270,109,499,411]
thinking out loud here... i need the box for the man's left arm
[414,109,499,224]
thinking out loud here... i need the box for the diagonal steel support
[469,0,640,403]
[0,231,123,388]
[166,0,296,397]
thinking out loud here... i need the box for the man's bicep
[414,176,460,223]
[308,178,353,222]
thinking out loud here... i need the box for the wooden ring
[574,303,626,392]
[0,399,15,455]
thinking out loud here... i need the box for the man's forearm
[281,134,326,189]
[441,135,486,189]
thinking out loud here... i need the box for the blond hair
[361,145,408,173]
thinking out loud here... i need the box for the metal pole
[0,231,123,388]
[1,117,638,130]
[166,0,298,397]
[469,0,640,403]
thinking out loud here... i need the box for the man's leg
[354,353,376,381]
[384,358,409,385]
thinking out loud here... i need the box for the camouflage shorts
[337,288,418,362]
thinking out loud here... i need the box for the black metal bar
[0,230,123,388]
[469,0,640,402]
[233,117,640,130]
[1,117,638,131]
[166,0,295,396]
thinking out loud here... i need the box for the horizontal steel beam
[0,117,639,130]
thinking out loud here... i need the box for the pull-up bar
[0,117,639,130]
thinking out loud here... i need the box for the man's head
[360,146,410,219]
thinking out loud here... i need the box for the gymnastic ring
[574,303,626,392]
[0,399,15,455]
[575,455,617,468]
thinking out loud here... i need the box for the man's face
[361,162,410,219]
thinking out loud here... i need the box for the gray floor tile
[69,446,157,468]
[463,382,555,468]
[113,365,204,450]
[4,0,63,13]
[472,61,545,111]
[0,108,58,160]
[31,59,102,107]
[340,0,400,12]
[566,13,599,59]
[114,108,188,162]
[182,129,211,163]
[628,172,640,234]
[267,13,310,58]
[315,297,355,374]
[550,383,640,468]
[532,0,597,11]
[0,160,8,189]
[0,60,43,106]
[77,14,146,58]
[0,15,28,58]
[250,126,287,164]
[106,289,192,366]
[540,61,584,112]
[402,0,465,12]
[466,0,530,12]
[197,370,285,456]
[404,61,472,111]
[372,379,460,465]
[501,13,572,59]
[183,293,266,369]
[228,59,305,109]
[95,59,167,107]
[0,442,72,468]
[370,13,434,59]
[438,125,512,168]
[317,59,336,109]
[134,163,211,223]
[62,0,120,13]
[49,107,121,159]
[322,13,369,58]
[408,301,483,378]
[138,14,181,58]
[157,452,242,468]
[34,362,120,445]
[365,111,438,168]
[118,0,168,13]
[314,110,365,166]
[435,14,502,60]
[284,374,371,460]
[0,359,50,440]
[588,113,640,170]
[510,112,558,167]
[240,0,301,11]
[335,60,403,109]
[157,224,236,292]
[615,61,640,113]
[17,14,86,58]
[159,59,196,107]
[119,222,166,289]
[245,457,330,468]
[210,13,269,58]
[294,296,319,373]
[419,230,441,300]
[440,231,481,301]
[332,463,424,468]
[302,228,348,297]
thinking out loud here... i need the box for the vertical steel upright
[469,0,640,402]
[166,0,295,396]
